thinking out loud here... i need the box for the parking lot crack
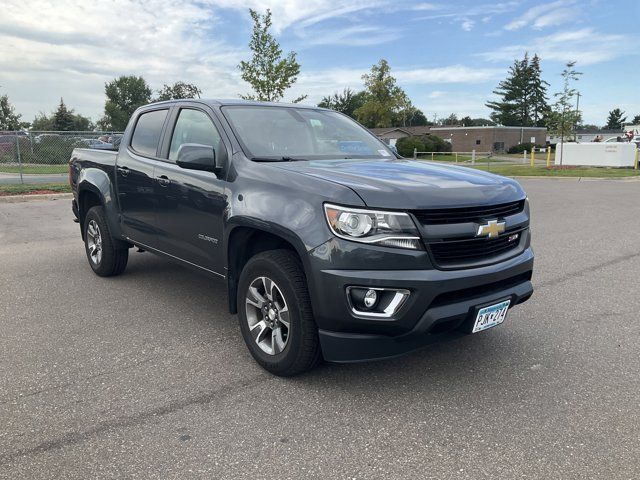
[0,372,268,466]
[536,250,640,290]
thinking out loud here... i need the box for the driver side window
[169,109,221,161]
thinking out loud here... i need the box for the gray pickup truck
[69,99,534,376]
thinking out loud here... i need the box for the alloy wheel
[245,276,291,355]
[86,220,103,265]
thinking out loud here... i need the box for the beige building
[371,126,547,152]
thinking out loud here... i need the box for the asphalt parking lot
[1,178,639,479]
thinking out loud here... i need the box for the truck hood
[271,158,525,209]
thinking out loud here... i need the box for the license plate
[472,300,511,333]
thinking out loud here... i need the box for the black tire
[237,250,321,376]
[84,206,128,277]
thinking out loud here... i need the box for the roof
[149,98,328,110]
[430,126,546,131]
[369,126,432,136]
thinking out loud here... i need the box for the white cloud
[461,19,475,31]
[532,7,575,29]
[395,66,502,84]
[414,92,493,120]
[411,3,441,11]
[0,0,249,122]
[288,65,502,106]
[480,28,629,66]
[211,0,390,32]
[504,0,576,31]
[295,25,402,46]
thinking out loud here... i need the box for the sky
[1,0,638,127]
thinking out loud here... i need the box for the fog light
[346,287,410,318]
[363,289,378,309]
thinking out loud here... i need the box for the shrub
[421,134,452,153]
[395,136,425,157]
[507,142,537,154]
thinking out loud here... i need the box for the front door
[153,107,227,274]
[117,108,169,246]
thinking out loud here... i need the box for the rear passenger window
[169,109,221,161]
[131,109,168,157]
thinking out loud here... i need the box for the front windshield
[222,105,393,160]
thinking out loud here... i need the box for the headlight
[324,203,423,250]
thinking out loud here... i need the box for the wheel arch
[225,220,314,315]
[76,166,125,244]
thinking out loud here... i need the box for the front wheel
[237,250,321,376]
[84,206,128,277]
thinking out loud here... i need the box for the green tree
[238,9,305,102]
[631,114,640,124]
[52,98,75,131]
[605,108,627,130]
[460,116,495,126]
[440,113,459,126]
[404,109,430,127]
[156,81,202,101]
[528,54,550,126]
[31,112,55,130]
[32,107,93,131]
[318,88,366,118]
[0,94,29,130]
[547,61,582,164]
[100,76,152,130]
[576,123,600,132]
[392,93,429,127]
[355,59,408,128]
[70,113,94,131]
[486,53,548,127]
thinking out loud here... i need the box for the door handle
[117,166,129,177]
[156,175,171,187]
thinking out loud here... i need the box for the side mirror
[176,143,218,172]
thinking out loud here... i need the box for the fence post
[546,147,552,167]
[471,149,476,165]
[635,148,639,170]
[413,148,417,159]
[431,152,434,162]
[530,148,535,167]
[15,131,24,184]
[455,152,458,162]
[523,150,527,164]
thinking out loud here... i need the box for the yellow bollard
[546,147,552,167]
[530,148,535,167]
[635,149,639,170]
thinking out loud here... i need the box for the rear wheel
[238,250,321,376]
[84,206,128,277]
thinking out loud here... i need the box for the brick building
[371,125,547,152]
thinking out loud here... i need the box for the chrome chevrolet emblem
[476,220,505,239]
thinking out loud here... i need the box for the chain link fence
[0,131,123,183]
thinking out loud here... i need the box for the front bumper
[308,247,534,363]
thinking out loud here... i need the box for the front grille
[413,200,525,225]
[429,229,524,268]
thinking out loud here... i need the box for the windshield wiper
[251,156,303,162]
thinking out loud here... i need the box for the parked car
[35,133,61,144]
[0,134,30,155]
[69,100,534,376]
[75,138,108,148]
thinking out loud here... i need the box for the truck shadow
[120,251,542,399]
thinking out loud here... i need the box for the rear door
[152,104,229,275]
[116,107,170,247]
